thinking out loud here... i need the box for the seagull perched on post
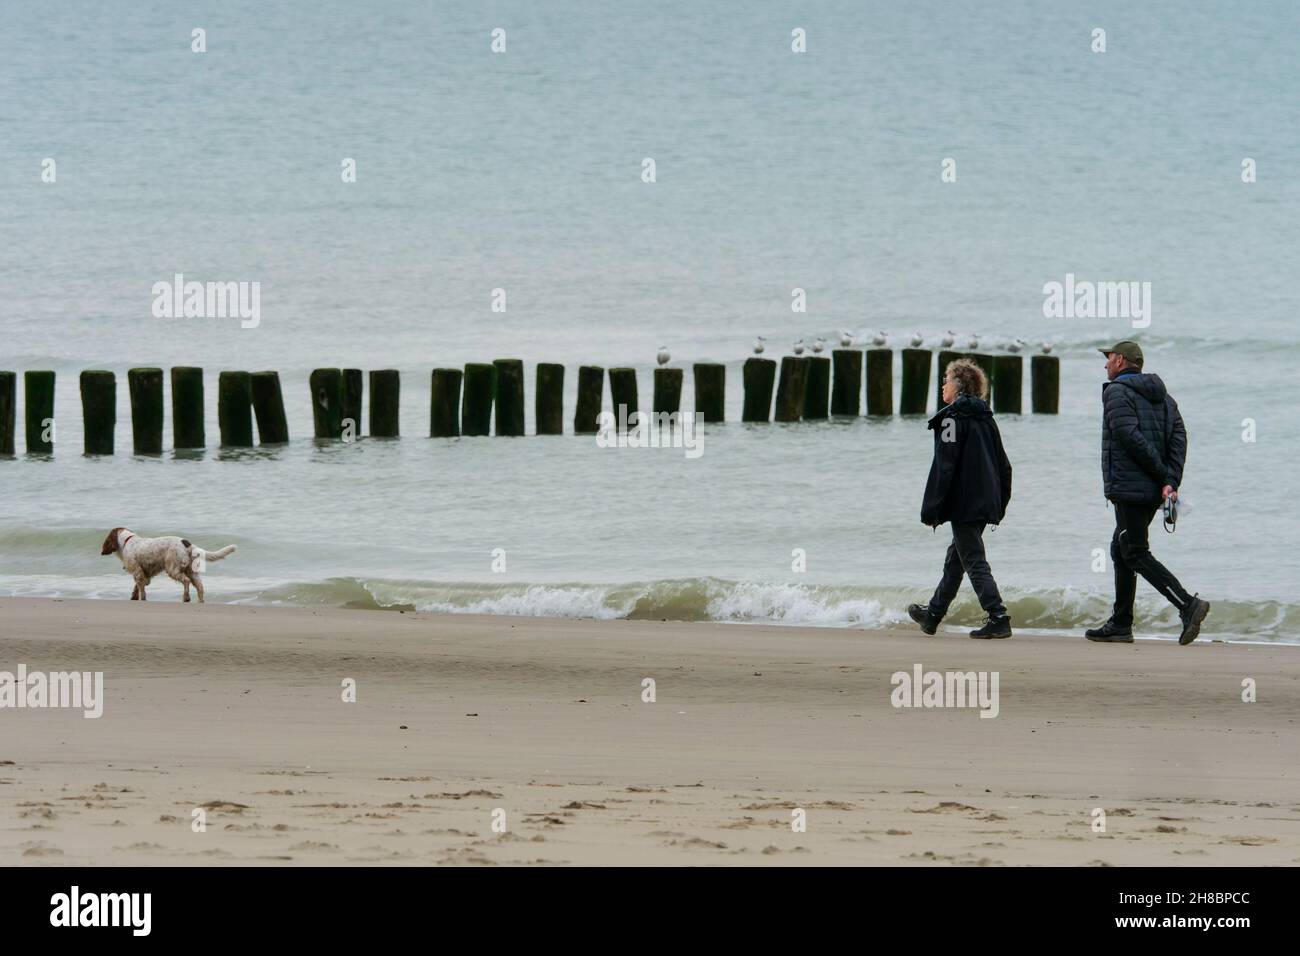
[811,337,825,354]
[967,333,980,350]
[840,330,854,348]
[1006,339,1025,354]
[656,345,671,366]
[941,330,956,348]
[793,338,806,356]
[1041,341,1053,354]
[871,331,887,347]
[910,332,924,348]
[753,336,766,355]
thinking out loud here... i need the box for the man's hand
[1162,485,1178,501]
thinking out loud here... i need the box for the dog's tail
[192,543,238,564]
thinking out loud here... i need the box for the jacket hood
[928,394,992,429]
[1106,372,1167,403]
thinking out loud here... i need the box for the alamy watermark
[0,664,104,718]
[151,273,260,328]
[50,886,150,936]
[1042,273,1150,329]
[597,405,704,459]
[890,663,999,718]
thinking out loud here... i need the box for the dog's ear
[101,528,123,555]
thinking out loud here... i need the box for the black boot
[1085,620,1134,643]
[1178,594,1210,646]
[970,615,1011,639]
[907,603,940,636]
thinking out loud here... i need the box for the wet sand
[1,597,1297,865]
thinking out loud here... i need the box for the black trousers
[1110,500,1192,626]
[928,521,1007,619]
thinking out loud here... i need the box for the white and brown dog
[100,528,237,603]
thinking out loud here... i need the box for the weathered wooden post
[866,349,893,415]
[574,366,604,434]
[992,355,1023,414]
[900,349,931,415]
[608,368,638,431]
[24,371,55,454]
[310,368,344,438]
[653,367,683,417]
[774,356,808,422]
[218,371,254,447]
[493,359,525,436]
[127,367,164,455]
[535,363,564,435]
[342,368,363,437]
[936,350,961,407]
[368,369,400,437]
[80,370,115,455]
[693,363,725,423]
[0,372,14,456]
[1031,354,1060,414]
[250,371,290,444]
[742,358,776,422]
[430,368,463,437]
[170,367,204,449]
[830,350,862,416]
[803,356,831,419]
[461,363,495,436]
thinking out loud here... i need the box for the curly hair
[945,358,988,401]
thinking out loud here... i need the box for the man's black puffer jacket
[1101,372,1187,504]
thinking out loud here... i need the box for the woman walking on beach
[908,359,1014,638]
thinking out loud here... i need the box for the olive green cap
[1098,340,1144,368]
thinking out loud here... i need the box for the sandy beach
[1,597,1296,866]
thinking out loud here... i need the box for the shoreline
[2,597,1297,866]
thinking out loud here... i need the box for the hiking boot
[1085,620,1134,643]
[1179,594,1210,646]
[907,603,940,636]
[970,616,1012,639]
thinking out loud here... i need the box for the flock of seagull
[654,333,1053,366]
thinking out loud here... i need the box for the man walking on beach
[1086,341,1210,645]
[908,358,1014,639]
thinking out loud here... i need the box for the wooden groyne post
[774,356,808,422]
[574,366,603,434]
[461,363,495,436]
[900,349,931,415]
[608,368,638,431]
[24,371,55,454]
[368,369,400,437]
[127,367,164,455]
[80,370,115,455]
[493,359,525,436]
[310,368,344,438]
[250,370,290,444]
[0,372,14,456]
[1031,355,1060,414]
[693,363,725,423]
[830,349,862,416]
[535,363,564,435]
[342,369,363,437]
[866,349,893,416]
[653,367,683,416]
[218,371,254,447]
[803,355,831,419]
[742,357,776,422]
[430,368,462,437]
[170,367,204,449]
[992,355,1023,414]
